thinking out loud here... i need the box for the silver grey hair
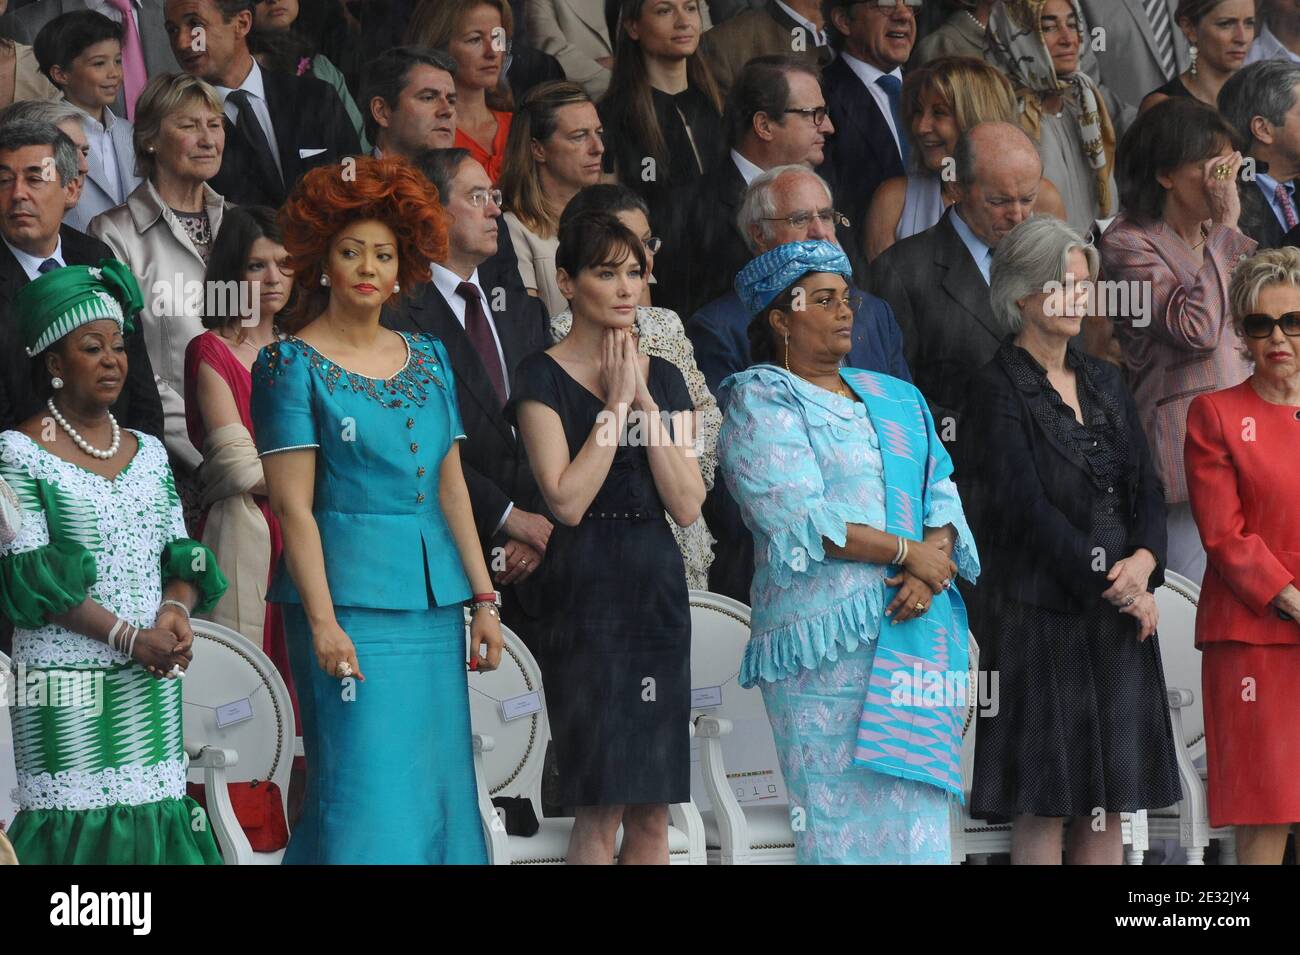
[736,164,834,254]
[989,215,1099,333]
[0,118,80,186]
[1217,59,1300,144]
[0,98,85,130]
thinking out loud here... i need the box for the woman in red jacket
[1185,247,1300,865]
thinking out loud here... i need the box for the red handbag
[187,779,289,852]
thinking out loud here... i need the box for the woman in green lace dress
[0,261,226,864]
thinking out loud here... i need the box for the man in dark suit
[660,55,837,319]
[820,0,917,251]
[5,0,173,119]
[0,119,162,436]
[687,163,910,602]
[869,121,1041,443]
[388,149,551,638]
[1218,60,1300,250]
[164,0,360,207]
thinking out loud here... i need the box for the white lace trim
[14,757,187,811]
[0,432,183,667]
[15,629,129,668]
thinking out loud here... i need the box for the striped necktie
[1142,0,1177,79]
[1276,182,1299,231]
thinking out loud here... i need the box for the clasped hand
[885,540,956,625]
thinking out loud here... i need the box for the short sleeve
[425,337,466,441]
[250,340,320,456]
[651,357,694,414]
[504,351,563,426]
[161,538,229,614]
[0,445,97,628]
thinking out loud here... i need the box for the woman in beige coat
[89,73,230,513]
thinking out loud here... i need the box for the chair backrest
[687,590,787,810]
[0,651,15,828]
[465,621,548,808]
[183,620,295,808]
[1154,571,1203,750]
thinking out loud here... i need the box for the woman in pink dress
[183,206,297,715]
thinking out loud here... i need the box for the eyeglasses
[785,292,863,314]
[860,0,923,8]
[783,106,828,127]
[761,208,851,230]
[644,236,662,254]
[468,188,503,209]
[1241,311,1300,338]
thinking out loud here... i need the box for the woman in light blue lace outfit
[718,241,979,864]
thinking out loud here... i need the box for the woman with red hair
[250,156,503,864]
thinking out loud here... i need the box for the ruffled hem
[7,796,223,865]
[765,501,865,589]
[740,581,885,687]
[160,538,228,614]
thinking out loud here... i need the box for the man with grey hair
[0,99,106,231]
[870,121,1043,440]
[1218,59,1300,249]
[687,163,908,601]
[0,118,162,434]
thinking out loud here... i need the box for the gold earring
[784,332,790,372]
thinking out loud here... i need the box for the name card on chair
[215,698,254,729]
[501,691,542,721]
[691,685,723,708]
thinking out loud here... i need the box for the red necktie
[457,281,506,406]
[106,0,147,120]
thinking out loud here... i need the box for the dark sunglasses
[1241,312,1300,339]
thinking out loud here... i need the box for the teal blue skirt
[282,604,487,864]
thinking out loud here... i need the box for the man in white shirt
[163,0,360,206]
[388,149,553,633]
[662,54,836,315]
[821,0,917,244]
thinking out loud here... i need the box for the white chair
[1146,572,1236,864]
[183,619,297,865]
[687,590,796,864]
[468,621,706,864]
[951,634,1148,864]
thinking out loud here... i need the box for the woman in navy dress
[508,210,705,864]
[251,157,503,864]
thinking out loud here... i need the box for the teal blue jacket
[251,333,471,609]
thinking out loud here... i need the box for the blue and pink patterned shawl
[842,368,968,800]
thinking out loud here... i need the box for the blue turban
[734,240,852,317]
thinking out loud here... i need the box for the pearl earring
[1189,44,1198,76]
[51,376,63,389]
[320,274,330,286]
[392,281,400,293]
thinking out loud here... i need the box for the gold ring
[335,660,353,678]
[914,601,926,612]
[1213,164,1232,179]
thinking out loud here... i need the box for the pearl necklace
[965,10,985,32]
[46,398,120,460]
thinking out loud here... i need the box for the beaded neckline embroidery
[265,333,447,409]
